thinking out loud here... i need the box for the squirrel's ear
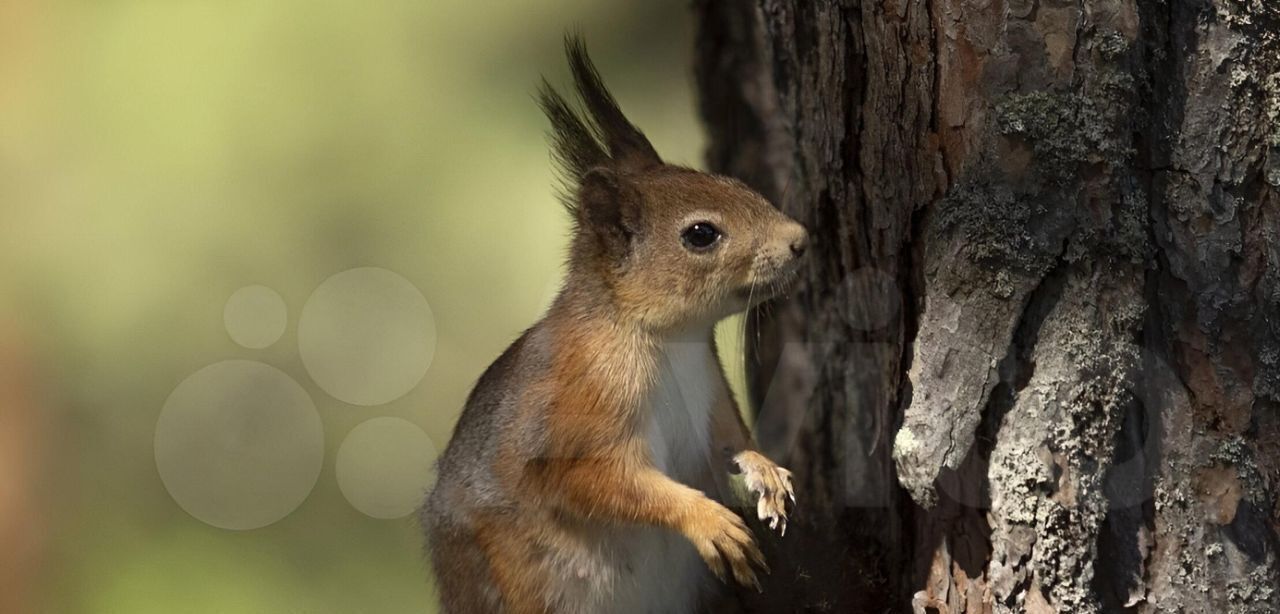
[577,167,640,262]
[564,35,662,172]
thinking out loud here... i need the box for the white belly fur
[645,336,717,481]
[618,334,720,613]
[546,335,723,614]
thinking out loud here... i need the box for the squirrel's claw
[733,451,795,537]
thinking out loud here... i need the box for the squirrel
[422,35,808,614]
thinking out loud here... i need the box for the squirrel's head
[541,36,808,331]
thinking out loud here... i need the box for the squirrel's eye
[681,222,722,251]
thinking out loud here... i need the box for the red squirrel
[422,36,807,614]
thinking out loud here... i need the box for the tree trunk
[695,1,1280,612]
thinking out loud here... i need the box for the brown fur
[422,35,807,614]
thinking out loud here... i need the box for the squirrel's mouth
[734,258,803,305]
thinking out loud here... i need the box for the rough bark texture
[695,1,1280,612]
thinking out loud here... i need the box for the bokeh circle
[223,285,288,349]
[335,417,438,519]
[298,268,436,406]
[155,360,324,530]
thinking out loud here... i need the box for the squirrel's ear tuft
[577,167,640,263]
[563,34,661,172]
[538,78,607,216]
[537,34,660,219]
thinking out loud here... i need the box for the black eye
[681,222,722,251]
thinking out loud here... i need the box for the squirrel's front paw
[732,450,795,535]
[679,498,768,590]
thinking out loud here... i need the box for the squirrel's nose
[789,229,810,258]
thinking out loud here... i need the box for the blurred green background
[0,1,745,612]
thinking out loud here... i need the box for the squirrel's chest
[642,340,719,481]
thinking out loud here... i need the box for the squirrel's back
[422,325,542,613]
[426,325,542,522]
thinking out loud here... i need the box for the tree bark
[695,1,1280,612]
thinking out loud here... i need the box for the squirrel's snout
[784,224,809,259]
[789,234,809,258]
